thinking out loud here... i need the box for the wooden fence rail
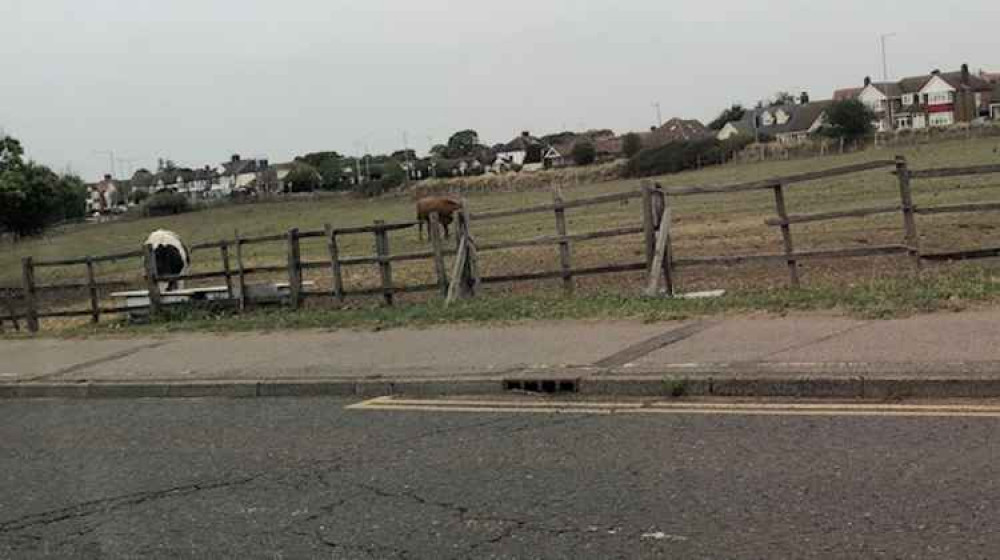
[10,156,1000,333]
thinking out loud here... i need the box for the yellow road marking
[348,396,1000,418]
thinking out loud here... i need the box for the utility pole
[880,32,897,131]
[879,32,896,82]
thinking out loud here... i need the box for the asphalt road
[2,398,999,559]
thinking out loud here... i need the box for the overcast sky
[2,0,997,180]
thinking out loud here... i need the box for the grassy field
[3,135,1000,331]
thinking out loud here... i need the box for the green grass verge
[46,263,1000,338]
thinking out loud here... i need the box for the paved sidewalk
[3,310,1000,398]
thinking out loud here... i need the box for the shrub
[143,192,191,217]
[571,141,597,165]
[622,133,643,158]
[130,189,150,204]
[624,137,752,178]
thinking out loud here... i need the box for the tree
[0,135,24,173]
[770,91,796,106]
[295,151,345,190]
[283,163,322,193]
[820,100,876,141]
[446,130,479,158]
[0,162,85,237]
[622,133,643,158]
[391,149,416,162]
[571,141,597,166]
[708,104,746,130]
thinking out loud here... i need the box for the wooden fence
[5,155,1000,333]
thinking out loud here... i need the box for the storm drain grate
[504,379,579,394]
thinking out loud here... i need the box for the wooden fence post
[428,212,449,297]
[895,155,922,270]
[234,230,247,311]
[461,201,480,295]
[553,191,574,295]
[20,257,38,333]
[374,220,394,306]
[220,242,233,300]
[85,256,100,324]
[645,203,674,296]
[286,228,302,309]
[143,244,162,318]
[772,182,801,288]
[640,180,655,272]
[324,223,345,301]
[446,235,469,305]
[651,188,674,296]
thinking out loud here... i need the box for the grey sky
[2,0,997,180]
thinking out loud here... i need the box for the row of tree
[0,135,88,238]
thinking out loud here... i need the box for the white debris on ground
[640,531,689,542]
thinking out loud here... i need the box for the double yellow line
[349,396,1000,418]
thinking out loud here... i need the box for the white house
[495,132,543,170]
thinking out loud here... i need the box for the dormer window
[760,111,774,126]
[775,109,790,125]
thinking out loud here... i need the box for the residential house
[218,154,270,195]
[851,64,995,130]
[643,118,713,148]
[85,174,123,213]
[495,132,544,171]
[716,95,831,144]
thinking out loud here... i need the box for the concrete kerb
[6,373,1000,400]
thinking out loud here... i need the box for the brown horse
[416,196,463,241]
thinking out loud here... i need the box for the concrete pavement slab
[772,310,1000,363]
[29,321,670,382]
[0,338,163,381]
[634,316,867,366]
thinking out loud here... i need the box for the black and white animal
[144,229,191,292]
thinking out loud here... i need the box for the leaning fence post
[324,223,345,302]
[220,241,234,300]
[771,182,800,288]
[85,256,100,324]
[553,191,574,295]
[651,188,675,296]
[234,230,247,310]
[460,201,480,295]
[428,212,449,297]
[286,228,302,309]
[20,257,39,333]
[374,220,394,306]
[645,203,673,297]
[143,244,162,318]
[895,155,922,270]
[640,180,655,272]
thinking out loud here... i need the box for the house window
[928,113,954,127]
[775,110,789,125]
[902,94,914,105]
[760,112,774,126]
[926,91,953,105]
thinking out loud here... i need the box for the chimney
[650,126,657,132]
[103,174,112,181]
[864,76,871,87]
[231,154,240,163]
[800,91,810,104]
[961,63,970,85]
[521,131,530,137]
[931,69,941,75]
